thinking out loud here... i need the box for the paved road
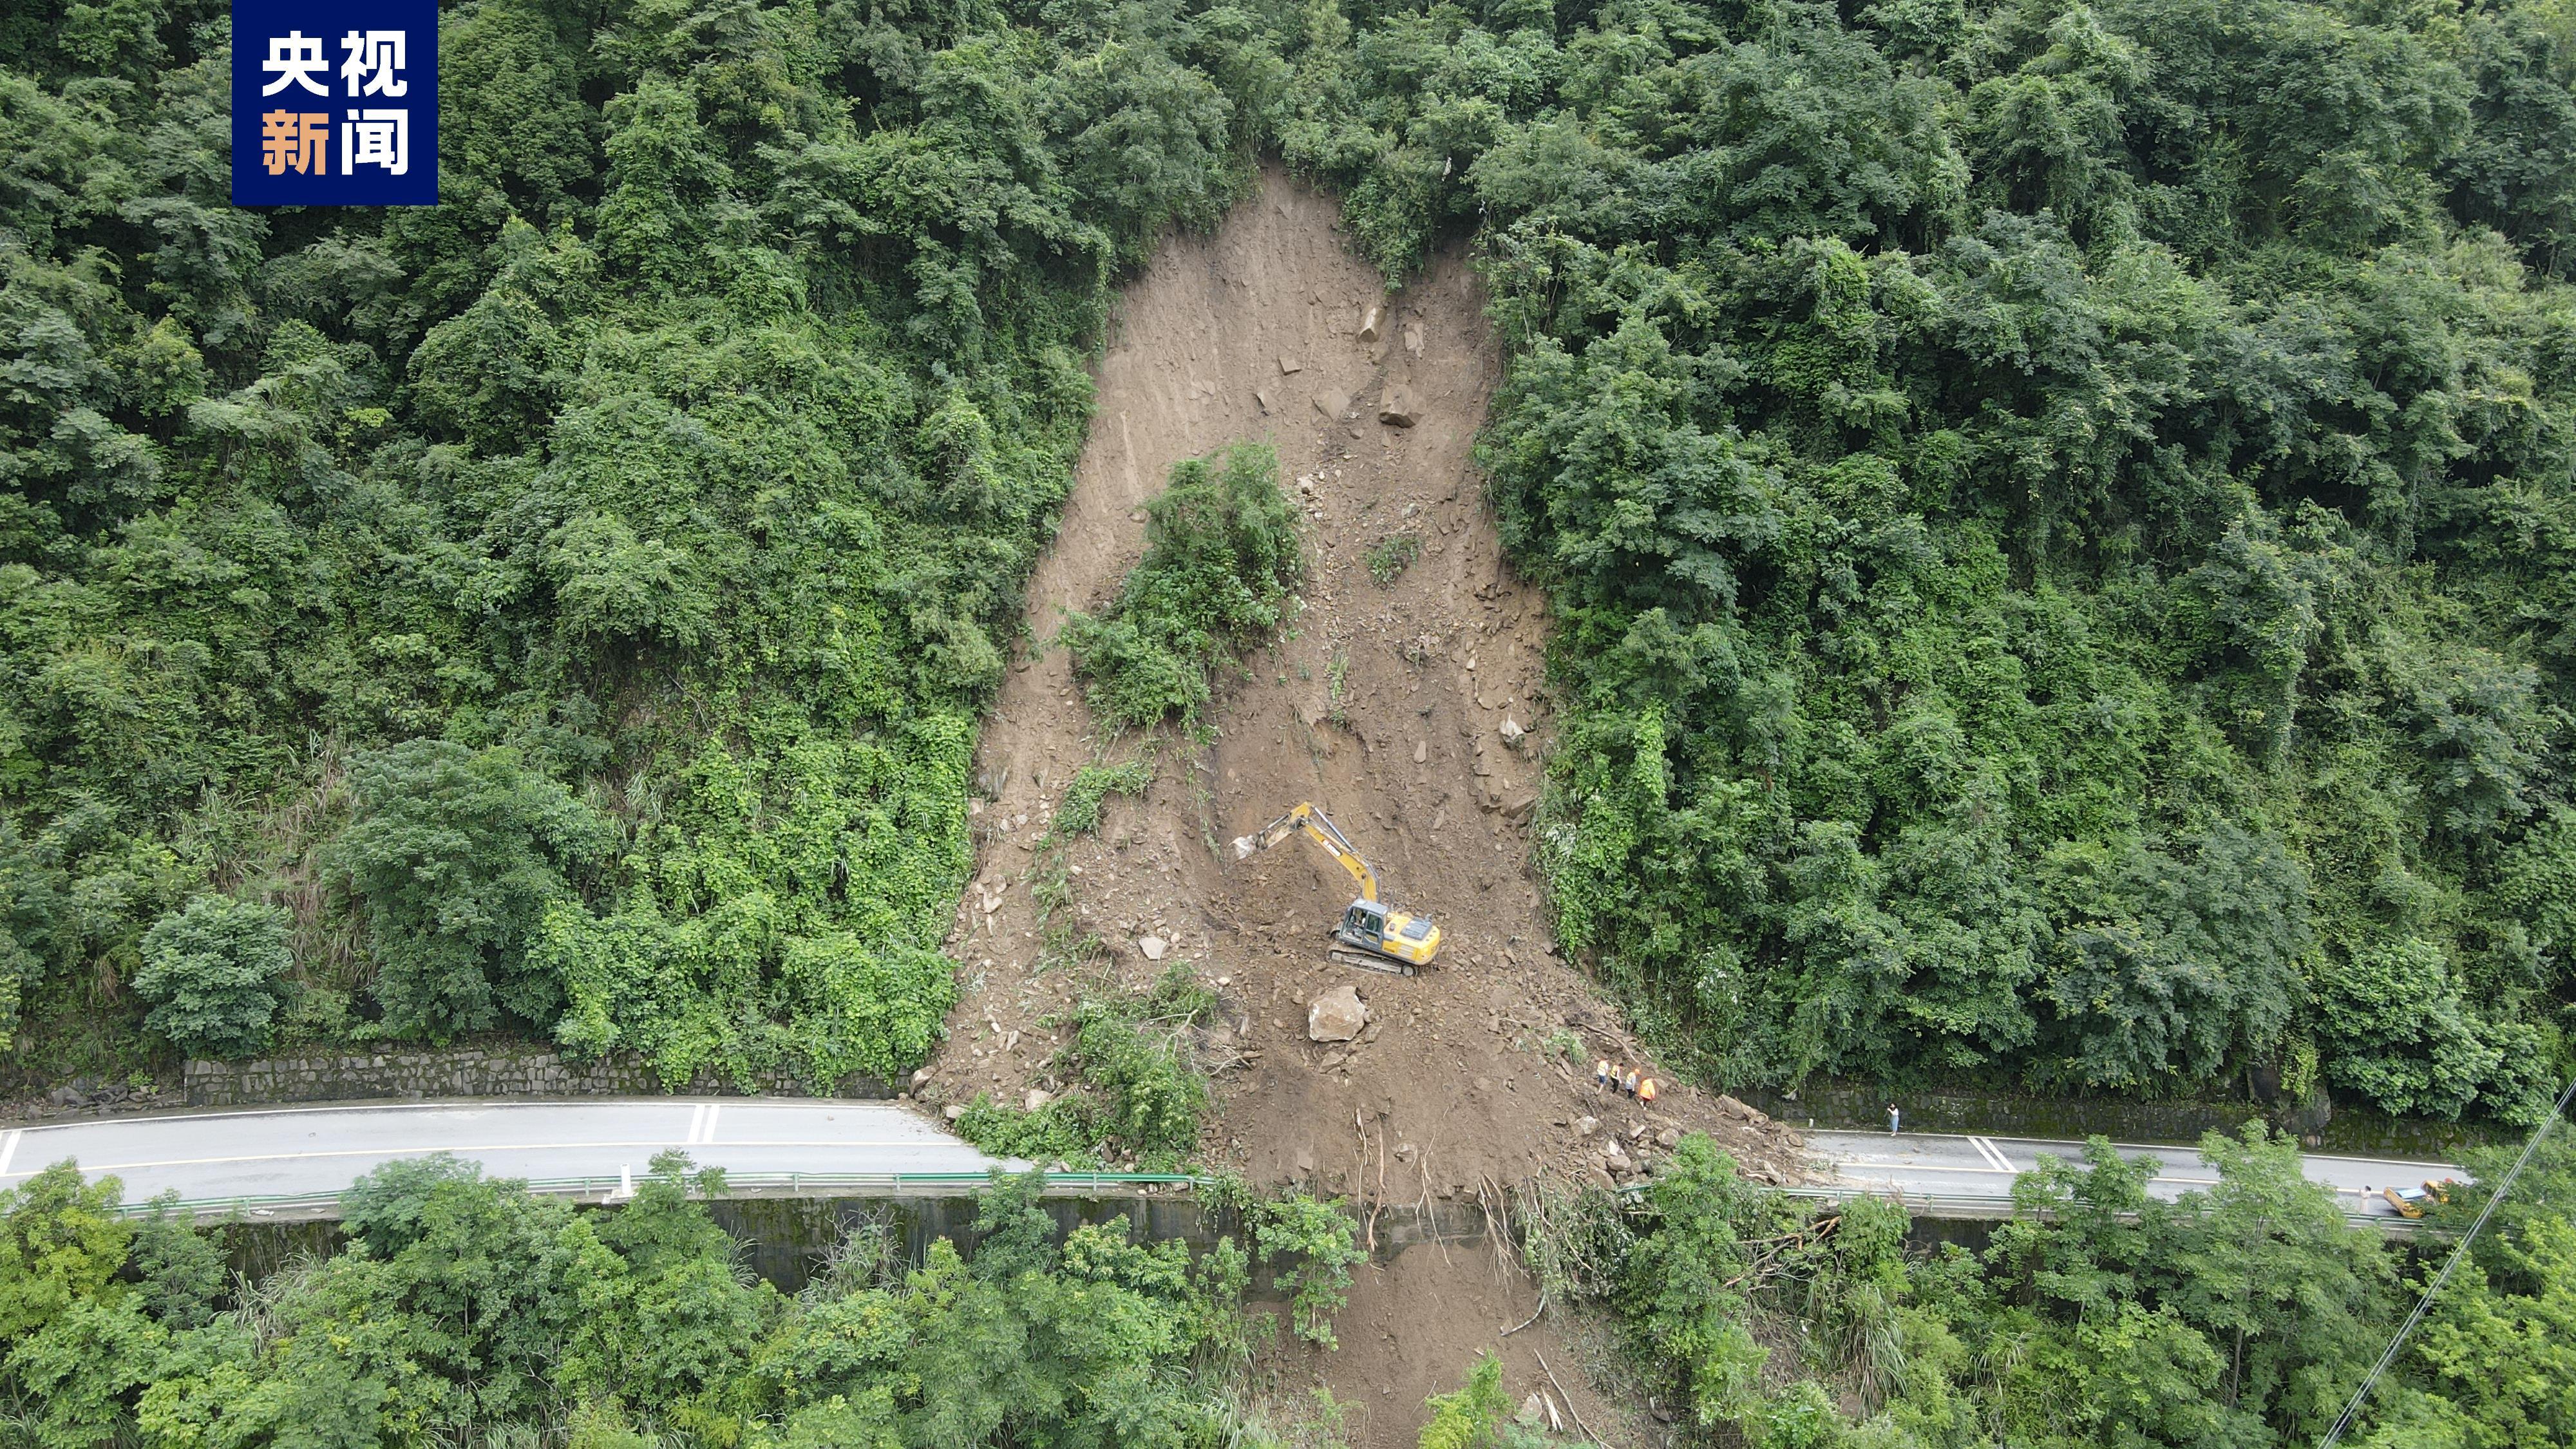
[0,1103,2468,1224]
[1809,1131,2465,1220]
[0,1099,1010,1207]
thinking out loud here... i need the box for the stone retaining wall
[182,1044,889,1107]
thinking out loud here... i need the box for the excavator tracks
[1329,947,1421,976]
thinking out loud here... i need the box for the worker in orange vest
[1638,1077,1658,1105]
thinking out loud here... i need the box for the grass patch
[1061,443,1302,730]
[1054,759,1153,839]
[1365,532,1421,585]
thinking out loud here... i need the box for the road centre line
[1,1141,952,1180]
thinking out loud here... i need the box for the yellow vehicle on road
[2380,1180,2456,1218]
[1234,802,1443,974]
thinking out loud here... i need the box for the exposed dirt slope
[925,167,1801,1444]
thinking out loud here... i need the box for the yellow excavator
[1233,802,1443,974]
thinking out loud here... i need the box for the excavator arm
[1234,802,1378,902]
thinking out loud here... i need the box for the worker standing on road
[1888,1103,1900,1135]
[1638,1077,1657,1106]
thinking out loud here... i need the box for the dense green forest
[0,0,1248,1086]
[5,0,2575,1115]
[1255,0,2576,1121]
[3,1132,2568,1447]
[1511,1126,2576,1449]
[0,1159,1364,1447]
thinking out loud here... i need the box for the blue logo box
[232,0,437,205]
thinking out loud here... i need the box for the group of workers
[1595,1059,1658,1104]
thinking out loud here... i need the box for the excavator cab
[1341,899,1441,968]
[1236,802,1444,975]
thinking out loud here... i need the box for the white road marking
[684,1103,709,1144]
[701,1104,721,1145]
[0,1141,961,1180]
[1829,1160,2223,1189]
[1969,1135,2014,1173]
[0,1130,19,1179]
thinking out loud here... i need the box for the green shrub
[955,961,1215,1168]
[131,895,294,1059]
[1419,1353,1523,1449]
[1062,443,1302,729]
[329,741,612,1043]
[1247,1193,1364,1348]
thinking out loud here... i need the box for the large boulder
[1307,984,1367,1042]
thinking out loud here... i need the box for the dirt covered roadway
[921,167,1803,1442]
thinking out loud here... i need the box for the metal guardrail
[122,1170,1213,1221]
[1768,1184,2428,1233]
[128,1171,2424,1235]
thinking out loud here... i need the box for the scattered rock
[1278,356,1304,374]
[1716,1093,1756,1121]
[1502,790,1539,824]
[1604,1146,1636,1175]
[1405,323,1425,357]
[1318,1050,1349,1071]
[1138,934,1167,961]
[1575,1114,1601,1137]
[1023,1087,1054,1112]
[1359,305,1383,343]
[1518,1394,1546,1428]
[1413,739,1428,763]
[1255,388,1275,414]
[943,1103,966,1122]
[1656,1127,1683,1149]
[1307,984,1367,1042]
[1499,715,1526,744]
[1378,390,1419,427]
[1312,390,1350,419]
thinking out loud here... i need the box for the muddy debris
[929,166,1805,1448]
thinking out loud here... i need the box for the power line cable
[2317,1073,2576,1448]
